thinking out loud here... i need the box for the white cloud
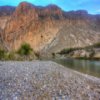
[95,9,100,13]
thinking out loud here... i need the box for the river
[53,58,100,78]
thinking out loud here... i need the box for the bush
[52,53,56,58]
[59,48,82,55]
[35,51,41,59]
[0,49,5,60]
[85,43,100,49]
[17,43,33,56]
[5,52,15,60]
[91,43,100,48]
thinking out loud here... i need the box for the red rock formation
[0,2,100,53]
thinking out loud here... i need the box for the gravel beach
[0,61,100,100]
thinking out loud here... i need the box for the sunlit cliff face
[0,2,100,53]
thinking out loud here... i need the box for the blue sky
[0,0,100,14]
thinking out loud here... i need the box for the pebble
[0,61,100,100]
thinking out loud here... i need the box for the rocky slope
[0,61,100,99]
[0,2,100,55]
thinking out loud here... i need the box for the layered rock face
[0,2,100,54]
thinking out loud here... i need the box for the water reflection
[54,59,100,78]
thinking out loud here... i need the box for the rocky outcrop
[0,2,100,54]
[60,48,100,59]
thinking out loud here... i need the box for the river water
[53,58,100,78]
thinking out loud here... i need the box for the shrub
[5,52,15,60]
[85,43,100,49]
[59,48,81,55]
[52,53,56,58]
[91,43,100,48]
[17,43,33,56]
[0,49,5,60]
[34,51,41,59]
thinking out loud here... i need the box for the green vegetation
[35,51,41,59]
[0,43,39,61]
[17,43,33,56]
[85,42,100,49]
[58,43,100,60]
[58,47,82,55]
[17,43,39,60]
[0,49,6,60]
[59,42,100,55]
[0,49,16,60]
[52,53,56,58]
[0,42,100,60]
[4,52,15,60]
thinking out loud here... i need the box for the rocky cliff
[0,2,100,55]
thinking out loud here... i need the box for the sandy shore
[0,61,100,100]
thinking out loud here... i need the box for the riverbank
[57,44,100,60]
[53,58,100,78]
[0,61,100,100]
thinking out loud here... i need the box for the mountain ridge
[0,2,100,55]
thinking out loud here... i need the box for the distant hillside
[0,2,100,56]
[0,6,15,16]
